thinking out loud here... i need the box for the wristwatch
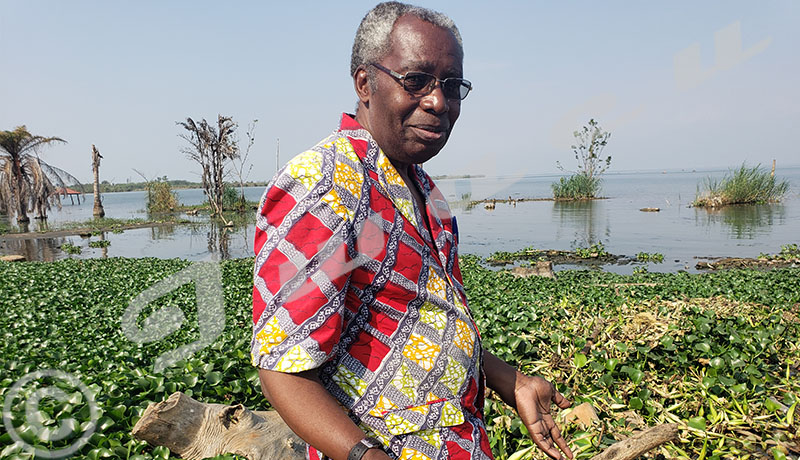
[347,437,382,460]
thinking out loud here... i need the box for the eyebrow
[402,60,462,77]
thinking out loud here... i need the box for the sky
[2,1,798,185]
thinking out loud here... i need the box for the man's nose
[421,83,449,114]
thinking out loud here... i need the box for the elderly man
[251,3,573,460]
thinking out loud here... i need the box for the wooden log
[133,392,677,460]
[589,423,679,460]
[132,392,305,460]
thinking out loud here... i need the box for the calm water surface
[2,168,798,274]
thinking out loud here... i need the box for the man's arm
[258,368,392,460]
[483,351,574,460]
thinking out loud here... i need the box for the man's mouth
[410,124,447,142]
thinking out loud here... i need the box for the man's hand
[513,374,573,460]
[483,351,573,460]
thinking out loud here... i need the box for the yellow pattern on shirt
[255,316,287,355]
[284,151,323,191]
[331,364,369,400]
[274,344,315,372]
[399,447,433,460]
[402,333,442,372]
[454,319,476,357]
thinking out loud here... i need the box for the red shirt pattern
[252,114,493,460]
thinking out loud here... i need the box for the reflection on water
[552,200,611,248]
[150,223,176,240]
[0,237,66,262]
[695,204,786,239]
[206,220,231,260]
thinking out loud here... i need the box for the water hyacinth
[0,257,798,459]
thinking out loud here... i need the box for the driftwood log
[132,392,305,460]
[132,393,678,460]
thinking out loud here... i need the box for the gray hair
[350,2,463,77]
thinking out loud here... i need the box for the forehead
[384,15,463,74]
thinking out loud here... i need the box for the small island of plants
[693,163,789,208]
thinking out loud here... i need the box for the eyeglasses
[371,63,472,101]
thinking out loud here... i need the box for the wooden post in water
[771,159,776,178]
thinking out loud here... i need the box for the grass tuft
[552,173,602,200]
[693,164,789,207]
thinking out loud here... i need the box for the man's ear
[354,67,371,105]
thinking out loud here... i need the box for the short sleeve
[251,149,354,373]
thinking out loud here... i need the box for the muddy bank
[487,248,631,266]
[695,256,800,270]
[0,221,179,240]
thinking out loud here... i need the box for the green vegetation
[146,180,180,213]
[1,258,797,459]
[222,185,247,213]
[760,243,800,262]
[487,246,542,264]
[636,252,664,263]
[88,239,111,249]
[574,242,608,259]
[461,256,800,459]
[693,164,790,208]
[551,174,602,200]
[553,119,611,200]
[59,242,81,254]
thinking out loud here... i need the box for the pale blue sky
[2,1,798,184]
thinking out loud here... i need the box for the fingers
[551,387,572,409]
[550,423,574,459]
[528,419,570,460]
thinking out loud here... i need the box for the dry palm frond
[0,125,77,221]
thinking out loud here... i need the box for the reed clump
[693,164,789,208]
[551,173,602,200]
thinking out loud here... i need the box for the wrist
[347,437,383,460]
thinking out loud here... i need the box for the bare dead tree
[230,119,257,212]
[177,116,239,220]
[92,144,105,218]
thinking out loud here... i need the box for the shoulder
[259,132,367,227]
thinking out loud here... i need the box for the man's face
[362,15,463,168]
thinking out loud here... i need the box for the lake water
[2,167,798,274]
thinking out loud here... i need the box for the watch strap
[347,437,381,460]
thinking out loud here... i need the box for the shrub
[222,184,246,212]
[553,119,611,200]
[552,173,602,199]
[693,163,789,207]
[575,241,607,258]
[147,181,179,213]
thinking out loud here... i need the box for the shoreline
[0,221,179,240]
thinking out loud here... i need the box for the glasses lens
[440,79,467,100]
[403,72,435,93]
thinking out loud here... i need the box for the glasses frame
[370,63,472,101]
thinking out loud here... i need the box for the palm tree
[0,126,81,223]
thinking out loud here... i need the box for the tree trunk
[132,393,678,460]
[92,144,105,218]
[589,423,678,460]
[11,155,29,223]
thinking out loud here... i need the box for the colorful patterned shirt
[252,114,493,460]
